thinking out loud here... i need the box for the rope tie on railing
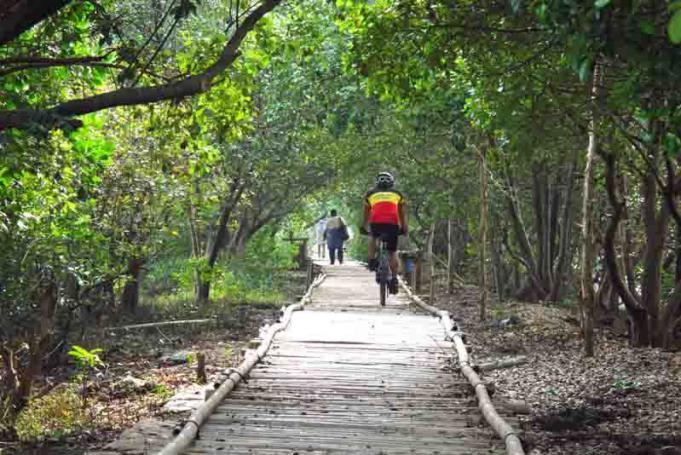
[471,380,487,390]
[225,368,249,383]
[172,419,200,436]
[503,430,519,441]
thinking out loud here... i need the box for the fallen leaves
[436,284,681,454]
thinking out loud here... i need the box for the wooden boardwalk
[184,263,503,454]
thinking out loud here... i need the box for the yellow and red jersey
[365,188,404,225]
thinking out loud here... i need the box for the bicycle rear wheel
[379,280,387,306]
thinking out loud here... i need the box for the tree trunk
[490,221,504,302]
[13,277,57,409]
[579,61,602,357]
[120,257,145,313]
[447,218,455,294]
[1,345,19,404]
[479,144,489,321]
[195,277,210,303]
[549,151,578,301]
[676,223,681,283]
[640,166,669,347]
[504,173,548,300]
[660,280,681,349]
[533,165,547,283]
[601,152,649,346]
[427,223,436,303]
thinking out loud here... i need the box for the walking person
[325,209,349,265]
[315,215,327,258]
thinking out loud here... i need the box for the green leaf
[639,20,655,35]
[668,10,681,44]
[578,58,593,82]
[664,133,681,156]
[595,0,611,9]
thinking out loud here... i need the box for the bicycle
[375,234,392,306]
[360,227,392,307]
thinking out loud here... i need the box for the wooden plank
[185,262,503,454]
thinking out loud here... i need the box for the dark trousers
[329,247,343,265]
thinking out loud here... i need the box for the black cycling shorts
[370,223,400,252]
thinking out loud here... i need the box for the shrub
[15,385,86,441]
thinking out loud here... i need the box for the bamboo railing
[156,273,326,455]
[398,276,525,455]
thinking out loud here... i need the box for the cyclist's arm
[363,200,371,229]
[398,199,408,234]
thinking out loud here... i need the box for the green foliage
[1,1,679,443]
[151,383,171,398]
[14,386,85,441]
[611,378,641,392]
[141,227,297,315]
[669,5,681,44]
[68,345,104,371]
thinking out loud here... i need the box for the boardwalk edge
[156,272,327,455]
[397,276,526,455]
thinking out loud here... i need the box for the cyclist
[362,172,407,294]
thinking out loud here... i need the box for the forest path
[181,262,504,454]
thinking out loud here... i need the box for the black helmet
[376,172,395,189]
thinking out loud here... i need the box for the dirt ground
[1,272,309,455]
[434,284,681,455]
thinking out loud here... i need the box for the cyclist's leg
[385,225,399,272]
[388,251,399,275]
[384,225,400,293]
[367,224,379,270]
[367,235,376,259]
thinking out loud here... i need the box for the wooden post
[479,143,489,321]
[301,239,308,262]
[305,259,313,289]
[196,352,207,385]
[415,252,423,294]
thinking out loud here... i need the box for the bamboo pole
[157,273,327,455]
[104,318,214,331]
[478,356,528,371]
[398,276,525,455]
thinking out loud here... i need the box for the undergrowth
[140,228,297,319]
[14,385,86,441]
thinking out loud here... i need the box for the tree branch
[0,0,73,46]
[0,0,282,131]
[0,57,120,77]
[601,151,643,313]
